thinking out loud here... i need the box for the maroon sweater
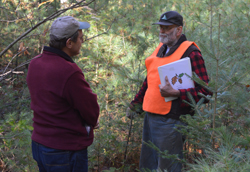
[27,46,99,151]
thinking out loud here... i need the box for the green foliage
[185,133,250,172]
[1,0,250,171]
[0,111,37,171]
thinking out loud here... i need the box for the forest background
[0,0,250,171]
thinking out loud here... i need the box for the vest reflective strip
[143,41,198,115]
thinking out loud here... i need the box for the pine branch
[186,73,214,93]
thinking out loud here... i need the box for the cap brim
[79,22,90,29]
[152,22,174,26]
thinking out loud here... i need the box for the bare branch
[0,70,24,77]
[86,18,117,41]
[0,55,42,82]
[11,71,24,75]
[2,48,28,74]
[0,0,96,58]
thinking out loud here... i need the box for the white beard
[159,34,169,44]
[159,27,178,46]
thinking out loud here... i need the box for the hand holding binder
[158,57,195,102]
[159,76,181,99]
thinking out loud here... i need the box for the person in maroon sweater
[26,16,99,172]
[126,11,212,172]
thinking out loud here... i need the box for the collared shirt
[43,46,74,63]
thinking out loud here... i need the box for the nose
[160,27,165,33]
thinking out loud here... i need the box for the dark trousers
[32,141,88,172]
[139,112,184,172]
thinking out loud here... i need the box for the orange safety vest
[143,41,200,115]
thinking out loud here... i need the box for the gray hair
[49,31,79,50]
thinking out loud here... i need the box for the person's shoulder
[183,44,201,58]
[189,44,200,52]
[62,59,81,73]
[46,52,81,73]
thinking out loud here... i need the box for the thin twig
[123,60,142,164]
[86,18,117,41]
[2,48,28,74]
[124,112,134,162]
[0,55,41,82]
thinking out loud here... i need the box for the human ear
[66,38,72,48]
[176,26,183,36]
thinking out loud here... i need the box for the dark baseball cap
[153,11,183,26]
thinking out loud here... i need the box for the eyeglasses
[79,35,88,42]
[83,35,88,42]
[159,25,179,31]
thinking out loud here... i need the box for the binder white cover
[158,57,195,102]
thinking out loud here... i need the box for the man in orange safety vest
[126,11,212,172]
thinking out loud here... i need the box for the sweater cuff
[179,89,186,100]
[179,89,189,107]
[129,103,143,114]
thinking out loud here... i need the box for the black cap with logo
[153,11,183,26]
